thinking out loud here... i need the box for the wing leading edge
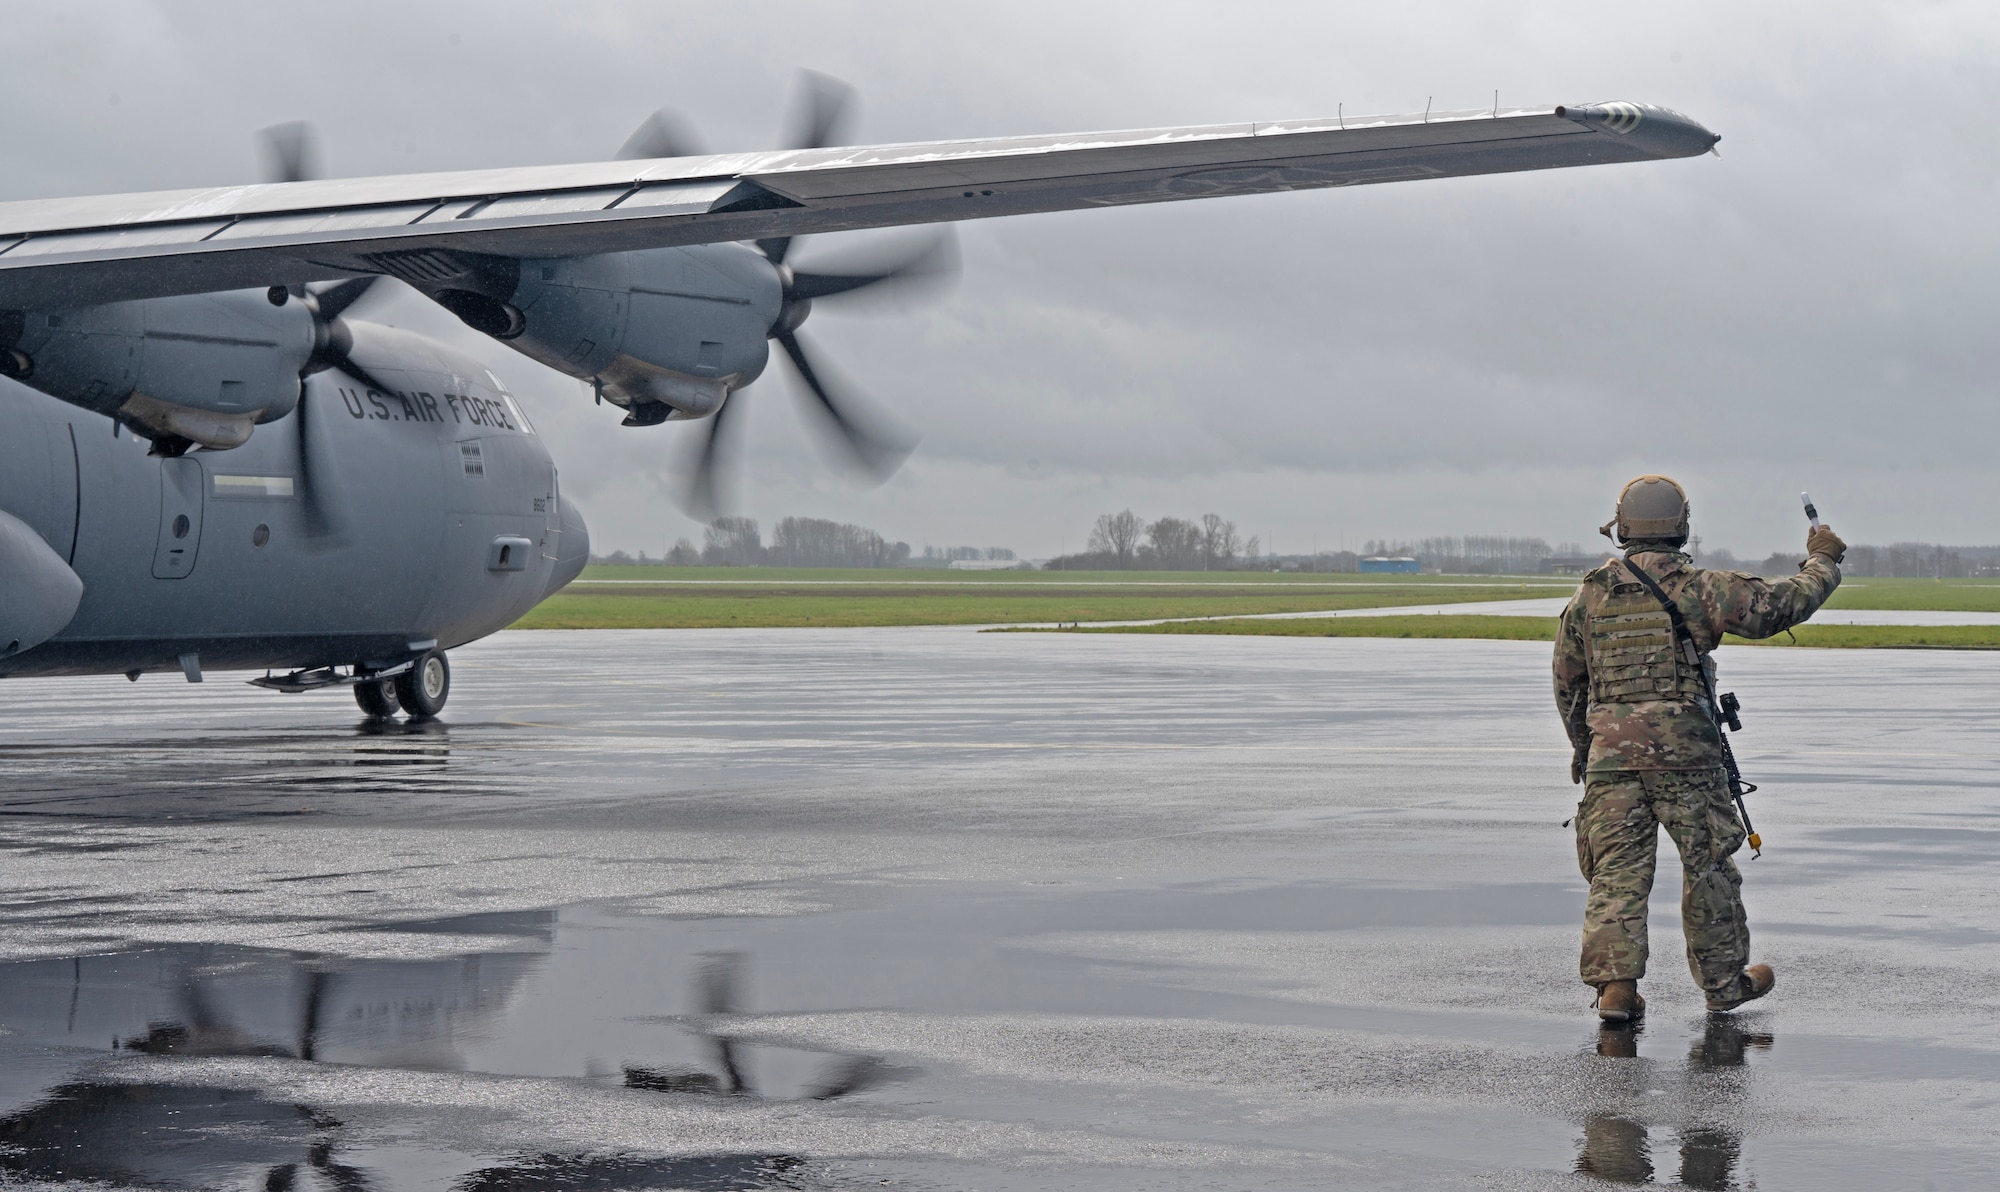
[0,102,1715,308]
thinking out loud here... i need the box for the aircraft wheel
[394,650,450,720]
[354,676,399,720]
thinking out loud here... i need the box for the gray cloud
[3,1,1996,557]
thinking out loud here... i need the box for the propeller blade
[693,952,751,1096]
[785,229,960,304]
[783,69,856,152]
[806,1055,893,1100]
[714,1035,749,1096]
[294,386,340,539]
[774,329,916,480]
[680,391,737,520]
[319,317,403,399]
[298,969,330,1061]
[312,275,381,322]
[695,951,743,1016]
[616,108,708,161]
[758,71,858,266]
[258,121,320,184]
[336,356,403,403]
[294,305,395,540]
[179,972,222,1032]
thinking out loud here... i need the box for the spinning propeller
[257,124,398,537]
[287,275,398,537]
[618,73,958,518]
[621,950,901,1101]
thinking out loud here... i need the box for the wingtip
[1557,101,1720,159]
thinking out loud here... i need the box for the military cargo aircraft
[0,87,1715,719]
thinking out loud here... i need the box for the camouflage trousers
[1575,768,1749,993]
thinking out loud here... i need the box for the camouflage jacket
[1553,548,1840,773]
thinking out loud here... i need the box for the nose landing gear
[394,649,451,721]
[350,649,450,722]
[353,676,398,719]
[253,652,452,721]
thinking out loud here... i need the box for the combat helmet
[1599,475,1690,546]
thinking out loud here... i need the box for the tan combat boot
[1597,979,1646,1024]
[1705,963,1775,1013]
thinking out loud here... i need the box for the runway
[1,628,1995,1189]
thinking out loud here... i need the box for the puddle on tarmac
[1,880,1992,1189]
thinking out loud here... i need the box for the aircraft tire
[354,677,399,720]
[395,650,450,720]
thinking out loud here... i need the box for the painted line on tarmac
[478,723,2000,762]
[569,579,1576,588]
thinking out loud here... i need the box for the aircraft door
[151,457,204,579]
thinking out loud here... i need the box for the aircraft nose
[0,509,83,656]
[545,497,589,598]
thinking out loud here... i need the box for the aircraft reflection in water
[619,950,899,1101]
[0,719,472,821]
[0,913,900,1189]
[1577,1019,1774,1188]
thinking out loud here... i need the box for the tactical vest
[1582,561,1712,706]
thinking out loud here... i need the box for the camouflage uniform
[1553,547,1839,993]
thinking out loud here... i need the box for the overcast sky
[4,1,1996,559]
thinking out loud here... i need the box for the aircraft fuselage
[0,325,587,681]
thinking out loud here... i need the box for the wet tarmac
[1,628,1995,1190]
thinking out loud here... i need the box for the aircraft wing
[0,102,1715,308]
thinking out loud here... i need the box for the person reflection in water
[1576,1018,1773,1188]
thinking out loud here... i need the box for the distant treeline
[1045,510,1257,570]
[591,516,2000,578]
[592,516,1015,569]
[1343,538,2000,578]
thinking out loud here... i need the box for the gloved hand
[1807,523,1847,564]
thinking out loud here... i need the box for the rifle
[1622,560,1764,858]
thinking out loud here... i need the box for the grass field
[515,567,2000,632]
[1821,577,2000,611]
[1006,614,2000,649]
[508,572,1568,632]
[516,577,1562,629]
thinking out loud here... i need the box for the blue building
[1359,556,1421,574]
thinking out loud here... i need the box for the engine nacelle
[0,289,314,451]
[0,508,83,657]
[430,244,781,424]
